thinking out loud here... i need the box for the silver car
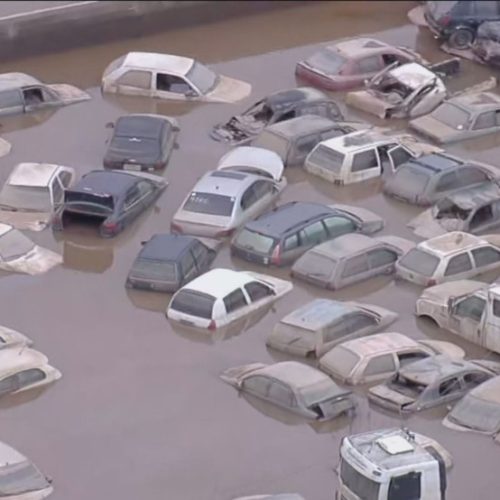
[170,147,286,238]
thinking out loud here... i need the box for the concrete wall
[0,1,309,61]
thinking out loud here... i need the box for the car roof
[389,63,436,89]
[245,202,334,236]
[181,268,255,299]
[217,146,283,173]
[340,332,419,357]
[0,347,47,375]
[115,114,169,138]
[193,169,260,197]
[0,223,14,237]
[418,231,487,257]
[0,72,40,91]
[122,51,194,75]
[139,234,196,261]
[7,163,61,188]
[72,170,139,197]
[333,37,391,58]
[318,128,398,154]
[310,233,377,259]
[0,440,28,466]
[449,91,500,112]
[467,375,500,404]
[280,299,358,331]
[441,182,500,210]
[261,115,336,139]
[265,87,329,109]
[403,152,462,174]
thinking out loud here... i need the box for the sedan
[220,361,355,421]
[103,114,179,171]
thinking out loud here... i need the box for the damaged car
[304,128,442,185]
[396,231,500,286]
[0,72,90,117]
[166,268,293,330]
[296,37,426,91]
[171,147,286,238]
[0,326,32,349]
[101,51,251,103]
[471,21,500,67]
[266,298,398,358]
[318,332,465,385]
[210,87,343,144]
[0,163,75,231]
[0,223,61,275]
[368,354,500,413]
[220,361,355,421]
[291,233,415,290]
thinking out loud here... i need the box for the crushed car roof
[448,91,500,111]
[389,62,436,89]
[261,115,337,139]
[439,183,500,210]
[123,51,194,75]
[0,72,40,91]
[419,231,488,256]
[8,163,61,187]
[139,234,196,261]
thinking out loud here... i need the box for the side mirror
[105,122,114,129]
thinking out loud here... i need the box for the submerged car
[251,115,369,167]
[472,21,500,67]
[210,87,343,144]
[101,51,251,103]
[292,233,414,290]
[410,91,500,144]
[396,231,500,286]
[266,298,397,358]
[318,332,465,385]
[171,147,286,238]
[0,163,75,231]
[0,72,89,117]
[126,234,217,293]
[304,128,441,185]
[166,268,293,330]
[231,201,383,267]
[383,151,498,206]
[103,114,179,171]
[296,37,425,91]
[0,326,32,349]
[368,354,500,413]
[0,223,61,275]
[408,183,500,238]
[53,170,167,238]
[220,361,354,421]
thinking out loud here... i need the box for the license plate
[124,163,141,171]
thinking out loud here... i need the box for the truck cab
[337,428,451,500]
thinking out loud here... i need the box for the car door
[0,89,24,116]
[442,251,474,281]
[49,176,65,210]
[222,287,250,323]
[267,379,300,414]
[338,253,371,288]
[179,250,199,285]
[190,241,211,274]
[280,232,304,264]
[297,220,330,254]
[349,148,381,183]
[386,145,414,174]
[468,202,496,233]
[431,170,464,202]
[241,181,275,224]
[155,72,199,101]
[408,81,442,118]
[449,294,487,344]
[121,184,143,227]
[367,247,399,278]
[244,281,276,312]
[322,215,356,240]
[114,69,153,97]
[241,375,271,400]
[471,245,500,274]
[471,110,497,138]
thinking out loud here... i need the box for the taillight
[438,14,451,26]
[427,279,436,287]
[102,221,118,232]
[208,319,217,331]
[170,222,183,234]
[270,244,281,266]
[154,162,164,170]
[215,228,235,238]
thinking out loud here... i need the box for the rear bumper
[231,246,271,266]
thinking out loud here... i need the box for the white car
[171,147,286,238]
[0,325,32,349]
[166,268,293,330]
[318,332,465,385]
[0,163,75,231]
[396,231,500,287]
[0,223,61,275]
[101,51,251,103]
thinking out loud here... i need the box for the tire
[448,28,475,49]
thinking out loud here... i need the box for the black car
[103,114,179,171]
[424,1,500,49]
[53,170,167,237]
[126,234,217,292]
[210,87,343,145]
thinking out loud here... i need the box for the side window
[223,288,248,314]
[357,56,383,73]
[436,171,459,192]
[0,375,19,395]
[470,204,494,229]
[268,381,295,408]
[244,281,274,302]
[180,251,196,277]
[136,180,154,199]
[58,171,73,188]
[295,135,318,154]
[240,185,258,210]
[156,73,193,94]
[367,248,398,269]
[341,254,369,278]
[323,216,356,237]
[300,221,328,245]
[493,298,500,317]
[283,234,299,251]
[398,351,428,367]
[16,369,46,388]
[363,354,397,377]
[351,150,378,172]
[444,252,473,276]
[388,472,421,500]
[117,70,152,89]
[252,180,273,199]
[473,111,495,130]
[191,241,208,263]
[463,371,490,389]
[454,295,486,322]
[51,178,64,205]
[472,246,500,267]
[124,186,141,209]
[438,377,462,396]
[22,87,45,105]
[346,313,378,333]
[242,375,270,397]
[458,167,490,187]
[0,89,22,108]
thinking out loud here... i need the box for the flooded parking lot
[1,1,500,499]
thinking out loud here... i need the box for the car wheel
[448,28,475,49]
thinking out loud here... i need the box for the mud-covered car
[410,91,500,144]
[472,21,500,67]
[396,231,500,286]
[368,354,500,413]
[266,298,397,358]
[291,233,414,290]
[210,87,343,144]
[408,183,500,238]
[0,326,32,350]
[0,72,90,117]
[53,170,167,238]
[296,37,425,91]
[102,51,251,103]
[220,361,355,421]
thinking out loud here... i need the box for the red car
[296,37,425,91]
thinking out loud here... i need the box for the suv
[424,1,500,49]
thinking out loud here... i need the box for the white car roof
[390,63,436,90]
[419,231,487,257]
[0,347,48,375]
[8,163,62,188]
[340,332,419,357]
[316,129,397,154]
[123,52,194,76]
[0,441,28,466]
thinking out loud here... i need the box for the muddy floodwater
[1,2,500,499]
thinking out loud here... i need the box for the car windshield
[65,191,114,214]
[431,102,471,129]
[110,136,159,156]
[305,48,347,74]
[131,259,177,281]
[170,289,215,319]
[448,394,500,433]
[0,230,35,261]
[186,61,218,95]
[388,373,427,398]
[294,253,335,281]
[323,346,360,378]
[252,132,289,161]
[234,228,277,255]
[391,165,431,193]
[0,460,48,496]
[183,192,234,217]
[307,145,345,173]
[103,55,126,77]
[398,248,440,277]
[0,184,51,212]
[340,458,381,500]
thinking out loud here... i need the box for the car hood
[328,203,384,233]
[408,208,462,239]
[0,138,11,159]
[220,362,267,388]
[0,210,51,232]
[1,245,62,275]
[47,83,91,104]
[266,329,315,356]
[206,75,252,103]
[346,90,394,119]
[368,384,417,409]
[410,114,461,143]
[419,280,488,306]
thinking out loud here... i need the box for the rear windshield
[234,228,277,254]
[186,62,218,95]
[431,103,470,129]
[323,346,360,377]
[305,48,347,74]
[294,253,335,281]
[0,185,51,212]
[131,259,177,281]
[65,191,114,213]
[170,290,215,319]
[448,394,500,433]
[183,192,234,217]
[398,248,440,277]
[252,132,289,161]
[392,165,431,192]
[307,145,345,173]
